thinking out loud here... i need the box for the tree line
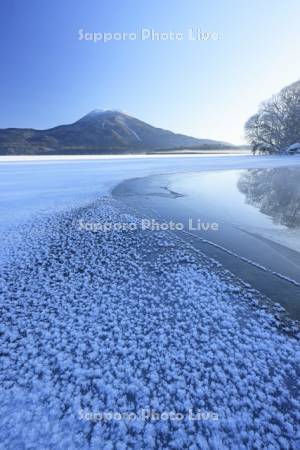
[245,80,300,154]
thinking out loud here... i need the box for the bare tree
[245,80,300,154]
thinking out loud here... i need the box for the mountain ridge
[0,110,233,155]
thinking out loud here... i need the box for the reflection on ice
[167,167,300,253]
[238,168,300,229]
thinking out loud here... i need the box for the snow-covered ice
[0,155,300,448]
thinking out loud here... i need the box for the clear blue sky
[1,0,300,144]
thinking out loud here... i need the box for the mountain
[0,110,232,155]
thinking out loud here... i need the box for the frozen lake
[1,154,300,227]
[1,154,300,447]
[1,155,300,317]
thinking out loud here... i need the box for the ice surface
[1,154,300,227]
[0,155,300,448]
